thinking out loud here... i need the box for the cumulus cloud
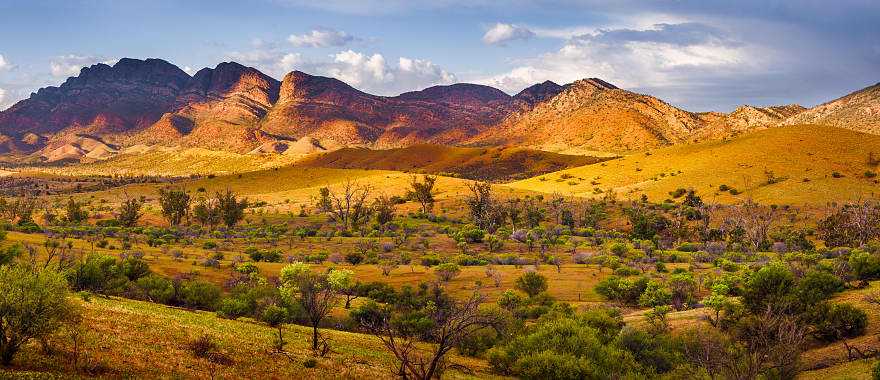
[482,23,535,45]
[477,22,755,108]
[182,66,197,75]
[0,54,11,71]
[289,28,356,47]
[49,54,115,77]
[227,44,455,95]
[321,50,455,94]
[0,88,6,109]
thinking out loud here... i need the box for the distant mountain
[0,58,189,155]
[136,62,281,151]
[468,78,707,153]
[0,57,874,162]
[780,82,880,134]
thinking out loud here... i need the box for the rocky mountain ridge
[0,57,875,161]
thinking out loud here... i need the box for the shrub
[135,275,175,304]
[809,303,868,342]
[595,276,648,305]
[345,251,365,265]
[613,266,641,276]
[420,254,442,267]
[434,263,461,282]
[178,280,222,311]
[677,242,703,252]
[849,250,880,280]
[486,314,638,379]
[216,297,252,319]
[0,265,80,365]
[515,272,548,297]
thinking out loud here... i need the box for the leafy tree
[624,205,669,240]
[279,263,349,351]
[0,265,80,365]
[407,175,437,215]
[515,271,548,297]
[116,195,143,227]
[434,262,461,282]
[795,270,845,305]
[217,189,248,228]
[466,181,504,231]
[158,187,191,226]
[702,282,739,327]
[639,281,673,307]
[63,197,89,225]
[372,195,396,230]
[849,250,880,280]
[193,198,221,229]
[741,263,796,313]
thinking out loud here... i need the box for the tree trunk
[312,324,319,351]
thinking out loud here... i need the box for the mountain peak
[396,83,511,104]
[514,81,565,105]
[570,77,618,91]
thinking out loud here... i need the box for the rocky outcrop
[780,83,880,134]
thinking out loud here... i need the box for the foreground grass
[1,296,498,380]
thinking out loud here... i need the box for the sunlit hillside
[506,125,880,205]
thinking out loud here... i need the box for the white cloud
[289,28,356,47]
[0,88,6,109]
[182,66,197,75]
[320,50,456,94]
[0,54,11,71]
[482,23,535,45]
[226,45,455,95]
[49,55,115,77]
[477,22,753,96]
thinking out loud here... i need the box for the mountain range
[0,58,877,161]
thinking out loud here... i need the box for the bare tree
[355,291,499,380]
[320,181,372,231]
[726,199,780,251]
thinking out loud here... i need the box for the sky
[0,0,878,112]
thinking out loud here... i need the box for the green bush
[486,313,638,379]
[515,272,548,297]
[178,280,222,311]
[0,265,79,365]
[809,303,868,342]
[134,275,175,304]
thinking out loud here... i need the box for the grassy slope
[1,296,496,380]
[506,125,880,205]
[298,144,611,181]
[15,147,301,177]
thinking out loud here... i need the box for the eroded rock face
[0,58,190,140]
[469,78,707,153]
[781,83,880,135]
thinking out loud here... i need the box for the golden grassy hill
[1,296,494,379]
[505,125,880,205]
[21,146,302,177]
[298,144,612,181]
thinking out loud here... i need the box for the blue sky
[0,0,878,112]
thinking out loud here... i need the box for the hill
[781,82,880,134]
[297,144,612,181]
[505,125,880,205]
[0,296,493,379]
